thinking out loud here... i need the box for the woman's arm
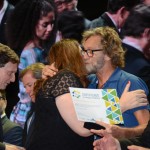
[56,93,92,137]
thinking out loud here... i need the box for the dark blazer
[22,106,35,149]
[84,18,91,29]
[0,143,5,150]
[120,120,150,150]
[90,12,119,35]
[123,43,150,102]
[140,120,150,148]
[0,118,5,150]
[2,115,23,146]
[0,118,3,142]
[0,2,14,44]
[120,137,142,150]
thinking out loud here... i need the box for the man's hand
[93,130,121,150]
[120,81,148,113]
[91,120,147,139]
[91,121,124,139]
[42,62,58,79]
[5,144,25,150]
[128,145,150,150]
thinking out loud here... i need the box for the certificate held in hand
[69,87,124,125]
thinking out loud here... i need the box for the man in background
[0,43,24,150]
[0,90,22,146]
[122,4,150,102]
[90,0,141,37]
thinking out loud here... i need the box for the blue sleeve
[19,49,37,72]
[129,77,149,95]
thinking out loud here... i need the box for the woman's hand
[120,81,148,113]
[42,62,58,79]
[91,121,124,138]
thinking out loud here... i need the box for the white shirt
[122,38,143,53]
[27,112,35,133]
[1,113,6,119]
[0,0,8,25]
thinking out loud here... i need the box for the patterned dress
[28,70,93,150]
[10,47,45,128]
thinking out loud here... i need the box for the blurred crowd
[0,0,150,150]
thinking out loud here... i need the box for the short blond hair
[20,63,45,80]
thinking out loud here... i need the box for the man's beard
[85,64,97,74]
[85,57,105,74]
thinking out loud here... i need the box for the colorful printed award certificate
[69,87,124,125]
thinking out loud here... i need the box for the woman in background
[7,0,56,128]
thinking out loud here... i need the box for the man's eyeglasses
[55,0,73,9]
[80,46,103,57]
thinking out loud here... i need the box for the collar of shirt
[122,38,143,53]
[1,113,6,119]
[0,0,8,24]
[88,67,120,89]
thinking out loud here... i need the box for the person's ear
[104,54,111,61]
[120,6,130,20]
[143,28,150,40]
[118,7,125,18]
[117,7,129,28]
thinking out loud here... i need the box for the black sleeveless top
[28,70,93,150]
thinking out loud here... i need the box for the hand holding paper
[69,87,124,125]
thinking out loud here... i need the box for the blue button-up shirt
[88,67,149,127]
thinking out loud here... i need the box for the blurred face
[0,94,6,114]
[66,0,77,10]
[143,0,150,5]
[54,0,74,13]
[36,11,55,40]
[22,72,37,102]
[0,62,17,90]
[82,35,106,74]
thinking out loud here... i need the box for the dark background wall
[9,0,108,20]
[77,0,108,20]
